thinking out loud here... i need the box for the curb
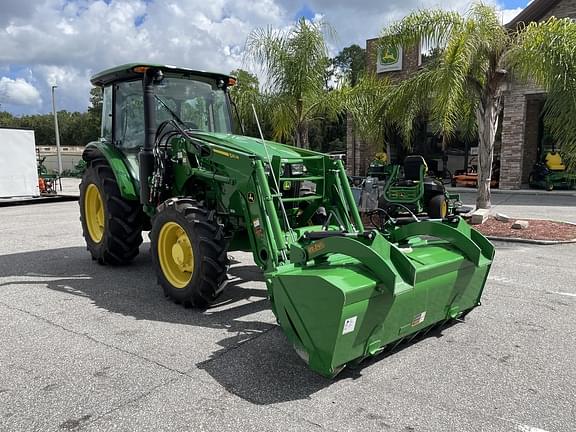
[485,236,576,245]
[447,187,576,197]
[0,195,78,207]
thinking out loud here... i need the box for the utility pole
[51,85,63,175]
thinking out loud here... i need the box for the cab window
[114,80,144,150]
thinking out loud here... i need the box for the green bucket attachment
[267,218,494,378]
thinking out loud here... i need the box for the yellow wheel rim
[84,184,105,243]
[158,222,194,288]
[441,200,448,218]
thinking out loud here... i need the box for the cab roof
[90,63,232,87]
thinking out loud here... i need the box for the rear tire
[79,157,143,265]
[428,194,447,219]
[150,198,228,308]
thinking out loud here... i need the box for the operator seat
[545,152,566,171]
[403,155,427,181]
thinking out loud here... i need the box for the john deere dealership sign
[376,45,403,73]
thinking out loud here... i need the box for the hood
[190,132,321,161]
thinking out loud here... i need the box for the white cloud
[0,0,289,114]
[0,77,42,106]
[0,0,530,115]
[501,7,524,25]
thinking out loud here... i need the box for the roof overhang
[505,0,562,29]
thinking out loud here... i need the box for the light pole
[51,85,63,175]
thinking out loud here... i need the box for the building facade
[349,0,576,189]
[499,0,576,189]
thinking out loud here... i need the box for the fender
[82,141,139,200]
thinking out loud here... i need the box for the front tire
[150,198,228,308]
[79,157,143,264]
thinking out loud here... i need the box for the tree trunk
[295,121,309,149]
[300,122,309,149]
[294,130,301,147]
[475,97,500,209]
[295,98,306,148]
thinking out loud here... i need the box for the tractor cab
[90,64,234,182]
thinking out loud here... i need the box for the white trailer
[0,127,39,198]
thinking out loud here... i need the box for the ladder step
[281,195,323,203]
[280,155,324,162]
[278,176,324,182]
[300,155,324,161]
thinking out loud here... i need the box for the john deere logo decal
[377,45,403,73]
[379,46,399,65]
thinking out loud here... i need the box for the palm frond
[244,18,336,145]
[378,9,463,53]
[345,74,393,147]
[269,94,298,142]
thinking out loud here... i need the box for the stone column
[499,85,527,189]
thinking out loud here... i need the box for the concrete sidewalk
[4,178,575,224]
[454,190,576,223]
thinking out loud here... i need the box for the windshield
[155,76,232,133]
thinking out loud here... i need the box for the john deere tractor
[80,64,494,377]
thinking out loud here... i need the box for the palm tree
[245,18,341,148]
[377,3,576,208]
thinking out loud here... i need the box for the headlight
[290,163,305,176]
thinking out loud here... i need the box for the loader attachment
[267,218,494,378]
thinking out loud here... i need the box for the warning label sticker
[342,316,357,335]
[411,311,427,326]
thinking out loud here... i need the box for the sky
[0,0,528,116]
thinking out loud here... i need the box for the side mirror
[153,70,164,84]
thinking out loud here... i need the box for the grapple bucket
[268,218,494,378]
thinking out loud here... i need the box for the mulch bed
[359,212,576,242]
[471,217,576,241]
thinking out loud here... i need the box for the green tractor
[79,64,494,378]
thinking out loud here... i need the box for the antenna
[251,104,295,242]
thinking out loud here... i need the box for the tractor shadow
[0,245,465,405]
[0,245,272,353]
[196,314,461,404]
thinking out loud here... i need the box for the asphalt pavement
[0,199,575,432]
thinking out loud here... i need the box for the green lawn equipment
[529,151,576,191]
[79,64,494,378]
[37,151,60,195]
[378,155,461,218]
